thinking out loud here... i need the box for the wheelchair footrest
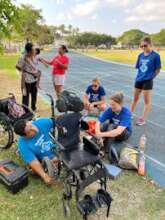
[77,189,113,220]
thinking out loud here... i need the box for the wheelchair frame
[45,94,113,220]
[0,93,35,150]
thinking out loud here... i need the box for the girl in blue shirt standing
[131,37,161,126]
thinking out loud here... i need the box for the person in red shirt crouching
[45,45,69,97]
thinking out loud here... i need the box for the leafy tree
[16,4,43,42]
[118,29,147,47]
[0,0,18,37]
[151,29,165,46]
[71,32,115,47]
[37,25,54,46]
[68,24,73,34]
[0,0,18,52]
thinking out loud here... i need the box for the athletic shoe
[136,118,146,126]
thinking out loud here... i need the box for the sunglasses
[140,44,148,48]
[92,84,98,88]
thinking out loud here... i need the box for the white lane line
[66,81,165,129]
[124,141,165,168]
[100,73,165,100]
[70,61,165,93]
[66,70,165,113]
[145,154,165,169]
[76,50,165,73]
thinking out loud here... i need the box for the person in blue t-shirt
[95,92,132,161]
[131,37,161,126]
[83,78,106,112]
[14,118,57,185]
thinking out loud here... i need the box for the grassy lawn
[0,53,20,78]
[81,49,165,70]
[0,54,165,220]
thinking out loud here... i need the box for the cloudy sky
[16,0,165,36]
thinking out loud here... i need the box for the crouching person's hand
[43,173,54,185]
[29,159,54,185]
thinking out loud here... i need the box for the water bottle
[138,135,147,176]
[138,153,145,176]
[139,134,147,151]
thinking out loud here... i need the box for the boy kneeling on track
[83,78,106,113]
[95,92,132,162]
[14,118,58,185]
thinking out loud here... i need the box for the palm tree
[68,24,73,35]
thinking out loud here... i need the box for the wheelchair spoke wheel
[0,117,13,150]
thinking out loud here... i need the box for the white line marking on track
[76,50,165,73]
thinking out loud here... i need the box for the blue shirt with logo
[86,85,106,103]
[18,118,55,164]
[99,107,132,133]
[135,50,161,82]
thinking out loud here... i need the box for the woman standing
[130,37,161,126]
[16,43,40,111]
[44,45,69,98]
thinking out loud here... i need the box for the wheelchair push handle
[8,93,15,99]
[45,93,55,119]
[46,93,54,105]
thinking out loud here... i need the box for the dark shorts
[135,79,153,90]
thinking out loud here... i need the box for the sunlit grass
[0,54,19,78]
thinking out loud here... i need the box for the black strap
[76,167,106,200]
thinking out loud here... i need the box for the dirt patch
[0,70,51,117]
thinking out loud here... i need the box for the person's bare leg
[130,88,142,113]
[55,85,63,98]
[142,90,152,121]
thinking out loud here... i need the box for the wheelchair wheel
[0,114,13,150]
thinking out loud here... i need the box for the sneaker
[136,118,146,126]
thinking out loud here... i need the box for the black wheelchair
[0,93,34,150]
[43,92,113,220]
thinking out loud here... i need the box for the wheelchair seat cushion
[60,149,101,170]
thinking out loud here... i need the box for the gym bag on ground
[118,147,139,170]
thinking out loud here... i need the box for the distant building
[98,44,107,49]
[111,42,126,49]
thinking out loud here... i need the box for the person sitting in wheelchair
[95,92,132,162]
[83,78,106,113]
[14,118,57,185]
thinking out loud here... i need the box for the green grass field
[0,54,165,220]
[0,54,19,78]
[82,49,165,70]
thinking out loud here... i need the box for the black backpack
[56,90,84,113]
[56,112,82,151]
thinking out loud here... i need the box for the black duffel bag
[56,90,84,112]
